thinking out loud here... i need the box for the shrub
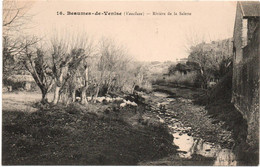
[3,78,38,91]
[134,82,153,93]
[156,71,198,87]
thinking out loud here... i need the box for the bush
[195,70,233,105]
[3,78,38,91]
[155,71,198,87]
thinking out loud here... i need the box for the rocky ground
[146,85,234,147]
[138,89,236,165]
[166,97,235,148]
[152,84,248,148]
[139,83,257,166]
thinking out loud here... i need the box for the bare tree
[92,38,130,102]
[130,64,149,93]
[3,0,35,78]
[3,0,34,31]
[49,33,93,104]
[24,50,53,103]
[11,36,53,103]
[64,49,93,105]
[184,28,206,54]
[3,36,20,76]
[3,1,51,102]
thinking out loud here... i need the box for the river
[144,91,238,166]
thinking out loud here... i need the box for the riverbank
[2,92,176,165]
[153,83,245,148]
[150,82,258,166]
[139,89,237,165]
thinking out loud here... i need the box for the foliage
[187,38,233,88]
[168,63,187,75]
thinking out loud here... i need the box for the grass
[194,70,258,165]
[153,83,205,99]
[2,92,177,165]
[194,70,247,140]
[153,72,198,87]
[2,91,53,112]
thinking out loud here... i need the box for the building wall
[233,3,243,64]
[232,22,260,149]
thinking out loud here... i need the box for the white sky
[24,1,237,62]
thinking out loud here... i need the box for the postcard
[2,0,259,166]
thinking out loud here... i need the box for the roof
[239,1,260,17]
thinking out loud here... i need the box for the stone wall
[232,24,259,149]
[232,3,243,64]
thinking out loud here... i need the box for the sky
[23,1,237,62]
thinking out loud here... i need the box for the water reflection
[171,131,237,166]
[167,116,237,166]
[214,149,237,166]
[153,92,169,98]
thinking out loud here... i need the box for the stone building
[232,1,259,150]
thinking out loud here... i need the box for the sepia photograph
[1,0,259,166]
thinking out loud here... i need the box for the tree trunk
[52,68,65,105]
[53,86,61,104]
[93,86,100,103]
[81,87,88,104]
[61,89,70,105]
[72,88,76,102]
[81,66,89,104]
[40,87,48,104]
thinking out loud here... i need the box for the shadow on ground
[2,102,177,165]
